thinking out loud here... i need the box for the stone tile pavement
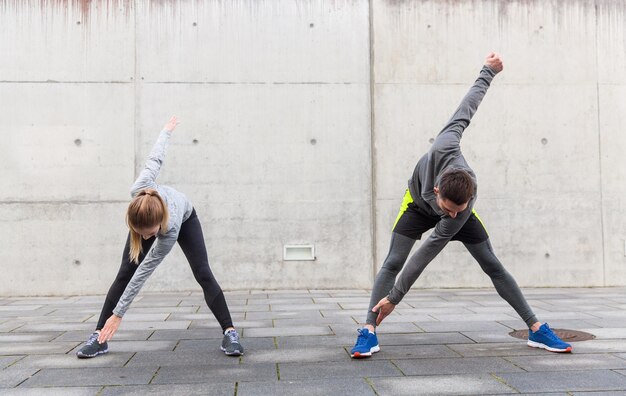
[1,287,626,395]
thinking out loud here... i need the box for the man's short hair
[438,169,475,205]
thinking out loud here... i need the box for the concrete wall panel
[597,0,626,84]
[135,0,369,83]
[372,0,597,85]
[1,0,134,82]
[133,82,373,290]
[463,84,601,197]
[0,83,135,202]
[469,196,604,287]
[0,202,128,296]
[599,84,626,285]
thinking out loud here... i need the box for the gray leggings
[366,233,538,328]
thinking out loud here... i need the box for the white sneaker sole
[527,340,572,353]
[351,345,380,358]
[221,346,243,356]
[76,348,108,359]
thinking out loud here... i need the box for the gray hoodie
[388,65,497,304]
[113,129,193,317]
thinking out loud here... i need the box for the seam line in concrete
[48,331,65,342]
[133,0,139,207]
[14,368,40,388]
[81,314,95,323]
[65,342,81,354]
[375,82,603,86]
[613,354,626,362]
[594,1,606,287]
[148,366,161,385]
[6,355,27,369]
[142,81,365,85]
[368,0,378,287]
[491,372,519,393]
[0,200,127,204]
[0,80,397,84]
[457,332,479,344]
[0,81,131,84]
[0,80,371,85]
[364,376,381,396]
[172,339,182,352]
[501,356,529,372]
[496,320,515,330]
[123,352,137,368]
[443,344,464,357]
[389,359,406,376]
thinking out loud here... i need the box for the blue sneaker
[527,323,572,353]
[350,328,380,358]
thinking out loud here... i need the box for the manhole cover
[509,328,595,342]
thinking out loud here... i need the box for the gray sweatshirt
[387,66,497,304]
[113,129,193,317]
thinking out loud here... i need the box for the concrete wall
[0,0,624,296]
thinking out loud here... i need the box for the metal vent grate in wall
[283,245,315,261]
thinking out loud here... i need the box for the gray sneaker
[221,329,244,356]
[76,332,108,359]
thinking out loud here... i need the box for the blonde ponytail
[126,189,170,264]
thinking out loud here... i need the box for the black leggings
[366,233,538,328]
[96,209,233,333]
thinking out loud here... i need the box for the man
[351,53,572,358]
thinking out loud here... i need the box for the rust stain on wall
[1,0,133,26]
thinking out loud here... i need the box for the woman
[77,116,243,358]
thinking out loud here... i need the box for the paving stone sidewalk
[1,287,626,395]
